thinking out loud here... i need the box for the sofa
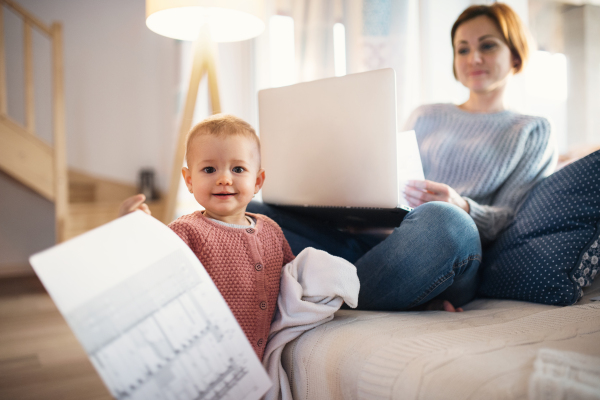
[281,279,600,399]
[280,150,600,399]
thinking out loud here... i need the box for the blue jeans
[247,201,482,311]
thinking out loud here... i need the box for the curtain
[265,0,474,126]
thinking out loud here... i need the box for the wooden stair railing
[0,0,68,242]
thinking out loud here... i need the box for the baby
[120,114,295,359]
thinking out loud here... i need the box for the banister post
[52,22,68,243]
[24,20,35,134]
[0,4,6,115]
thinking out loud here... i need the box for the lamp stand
[163,25,221,224]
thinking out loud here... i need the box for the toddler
[120,114,295,359]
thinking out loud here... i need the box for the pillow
[479,150,600,306]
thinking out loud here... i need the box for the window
[333,23,346,76]
[526,51,567,103]
[269,15,295,87]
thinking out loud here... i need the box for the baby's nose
[216,172,233,185]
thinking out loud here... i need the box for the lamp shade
[146,0,265,42]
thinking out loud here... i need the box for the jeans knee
[409,201,466,225]
[408,202,481,255]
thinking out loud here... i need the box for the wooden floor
[0,276,112,400]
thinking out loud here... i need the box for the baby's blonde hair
[185,114,261,166]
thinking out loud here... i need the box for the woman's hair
[451,3,530,78]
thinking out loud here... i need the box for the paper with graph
[30,211,271,400]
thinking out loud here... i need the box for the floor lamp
[145,0,266,224]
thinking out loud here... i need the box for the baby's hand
[118,194,151,217]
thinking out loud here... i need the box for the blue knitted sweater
[405,103,557,244]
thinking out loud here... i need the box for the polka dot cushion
[479,150,600,306]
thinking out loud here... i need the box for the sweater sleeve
[464,118,557,244]
[168,218,204,253]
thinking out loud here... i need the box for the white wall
[1,0,181,273]
[417,0,471,109]
[0,171,55,275]
[564,4,600,149]
[10,0,180,192]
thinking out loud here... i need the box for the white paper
[30,211,271,400]
[396,130,425,207]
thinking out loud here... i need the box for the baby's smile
[213,192,236,197]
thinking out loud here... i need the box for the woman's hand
[118,194,151,217]
[404,180,470,213]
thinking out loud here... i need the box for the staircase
[65,170,164,240]
[0,0,163,243]
[0,0,69,241]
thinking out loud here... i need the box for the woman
[121,3,555,313]
[251,3,554,311]
[403,3,556,245]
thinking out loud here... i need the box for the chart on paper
[30,212,271,400]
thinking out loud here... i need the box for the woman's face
[453,15,516,95]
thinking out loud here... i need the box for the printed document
[30,211,271,400]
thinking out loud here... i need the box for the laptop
[258,68,424,228]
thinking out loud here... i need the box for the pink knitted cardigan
[168,211,295,359]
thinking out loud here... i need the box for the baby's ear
[255,168,266,193]
[181,167,193,193]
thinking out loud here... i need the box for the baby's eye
[203,167,216,173]
[232,166,245,173]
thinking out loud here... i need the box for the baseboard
[0,263,35,277]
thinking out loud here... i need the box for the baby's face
[183,134,264,224]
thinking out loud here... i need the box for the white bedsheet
[262,248,359,400]
[281,279,600,400]
[529,348,600,400]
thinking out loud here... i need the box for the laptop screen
[258,69,401,209]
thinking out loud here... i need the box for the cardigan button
[259,301,267,310]
[257,338,264,347]
[246,228,255,234]
[255,263,263,271]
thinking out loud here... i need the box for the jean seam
[408,253,481,308]
[409,271,454,308]
[452,254,482,271]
